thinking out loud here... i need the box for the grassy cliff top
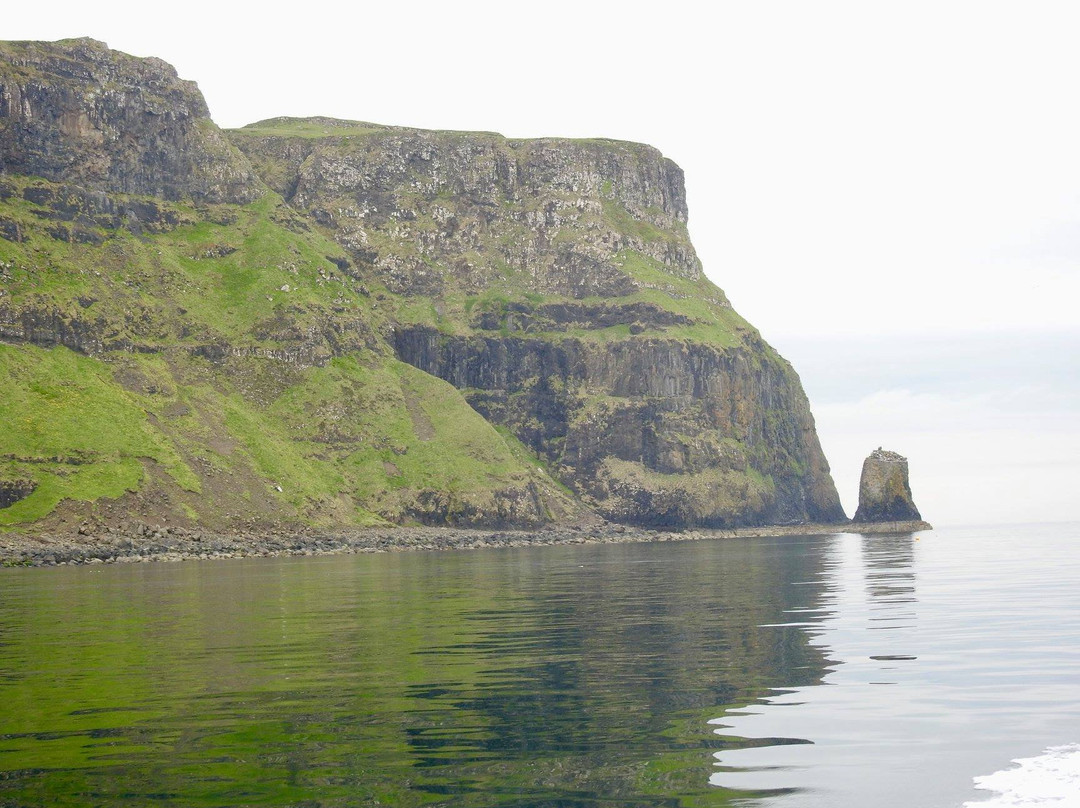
[235,117,402,139]
[231,116,668,158]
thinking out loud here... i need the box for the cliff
[231,120,845,527]
[0,38,258,204]
[0,39,845,534]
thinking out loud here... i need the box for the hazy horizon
[774,329,1080,526]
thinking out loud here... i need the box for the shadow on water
[0,536,844,806]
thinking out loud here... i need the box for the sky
[6,1,1079,525]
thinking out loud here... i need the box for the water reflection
[710,531,924,805]
[862,534,918,638]
[9,526,1073,806]
[0,537,839,807]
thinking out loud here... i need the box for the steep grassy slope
[0,341,573,531]
[0,172,577,531]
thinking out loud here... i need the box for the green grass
[0,174,579,528]
[231,117,390,139]
[601,198,669,244]
[262,356,548,524]
[0,342,572,528]
[161,194,363,342]
[610,250,752,347]
[384,250,753,349]
[0,179,367,350]
[0,344,198,525]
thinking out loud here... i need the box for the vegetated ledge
[0,520,934,567]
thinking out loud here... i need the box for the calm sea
[0,523,1077,807]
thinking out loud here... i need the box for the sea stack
[853,448,923,523]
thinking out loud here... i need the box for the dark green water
[0,537,832,807]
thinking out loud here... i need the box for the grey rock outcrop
[393,326,845,527]
[0,38,259,203]
[232,119,702,294]
[853,448,923,523]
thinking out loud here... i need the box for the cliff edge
[0,38,258,203]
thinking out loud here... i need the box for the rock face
[0,38,258,204]
[391,327,842,527]
[0,40,847,532]
[0,478,36,509]
[853,448,922,523]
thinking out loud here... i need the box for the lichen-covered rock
[853,448,923,523]
[0,38,259,203]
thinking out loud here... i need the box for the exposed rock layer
[392,326,843,526]
[0,479,36,509]
[0,38,258,203]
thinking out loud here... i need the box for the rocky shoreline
[0,520,933,567]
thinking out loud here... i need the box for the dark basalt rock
[0,38,259,204]
[0,303,106,354]
[0,479,36,509]
[393,325,847,528]
[853,448,923,523]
